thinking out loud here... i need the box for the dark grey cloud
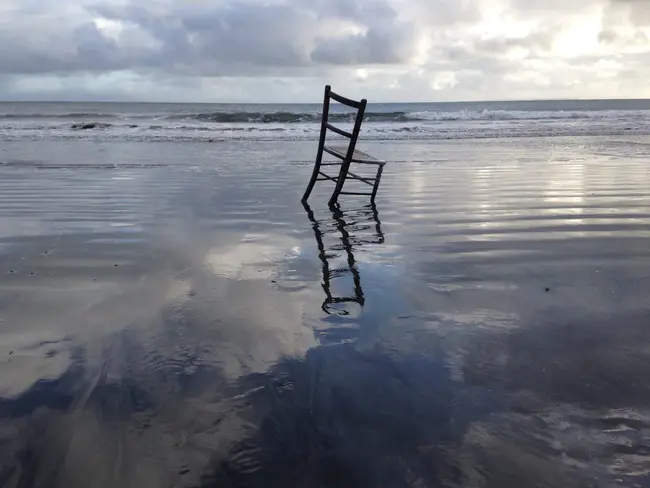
[91,2,315,68]
[599,0,650,53]
[0,0,649,101]
[604,0,650,26]
[0,0,420,77]
[311,25,418,65]
[483,28,555,53]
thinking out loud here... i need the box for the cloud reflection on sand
[2,137,650,486]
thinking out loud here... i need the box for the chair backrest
[317,85,367,162]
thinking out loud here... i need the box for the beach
[2,102,650,487]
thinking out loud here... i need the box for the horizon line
[1,96,650,105]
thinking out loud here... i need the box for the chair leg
[328,162,350,205]
[370,165,384,203]
[302,162,321,202]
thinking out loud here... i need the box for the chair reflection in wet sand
[303,201,384,316]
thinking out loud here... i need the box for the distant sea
[2,99,650,143]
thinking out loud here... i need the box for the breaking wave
[2,102,650,142]
[1,109,636,124]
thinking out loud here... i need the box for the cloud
[0,0,649,101]
[606,0,650,25]
[311,25,418,65]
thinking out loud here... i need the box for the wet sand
[2,136,650,487]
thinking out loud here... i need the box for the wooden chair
[301,85,386,205]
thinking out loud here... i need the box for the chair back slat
[328,88,365,109]
[325,123,353,139]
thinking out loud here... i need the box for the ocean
[2,99,650,487]
[2,98,650,143]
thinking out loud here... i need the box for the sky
[0,0,649,103]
